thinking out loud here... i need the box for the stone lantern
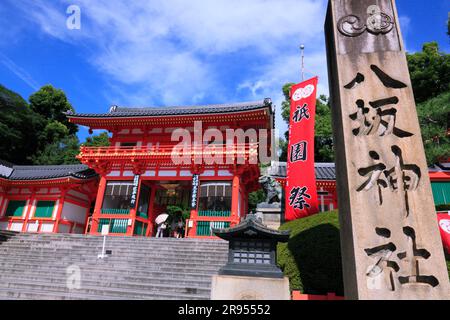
[210,214,291,300]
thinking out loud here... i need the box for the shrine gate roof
[66,99,273,118]
[266,161,337,181]
[0,162,97,181]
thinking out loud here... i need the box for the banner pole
[300,44,305,81]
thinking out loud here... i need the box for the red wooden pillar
[187,208,198,238]
[146,185,157,237]
[22,188,36,232]
[91,175,107,234]
[231,174,240,226]
[129,177,142,236]
[0,193,5,218]
[53,188,67,233]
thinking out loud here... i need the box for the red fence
[292,291,344,300]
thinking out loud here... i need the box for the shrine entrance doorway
[149,180,192,237]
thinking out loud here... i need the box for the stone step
[0,242,227,252]
[0,232,227,299]
[0,253,227,265]
[0,264,221,279]
[0,269,215,284]
[0,260,223,274]
[2,235,226,246]
[0,273,213,291]
[0,245,228,256]
[0,286,208,300]
[0,266,216,281]
[0,250,228,262]
[0,280,211,299]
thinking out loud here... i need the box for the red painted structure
[0,169,98,234]
[67,100,274,238]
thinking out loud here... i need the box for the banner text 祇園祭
[285,77,320,221]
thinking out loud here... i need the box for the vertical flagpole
[300,44,305,81]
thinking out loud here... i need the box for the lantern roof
[212,214,290,242]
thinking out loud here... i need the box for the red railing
[77,143,259,165]
[291,291,344,300]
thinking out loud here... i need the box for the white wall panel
[61,202,88,224]
[41,222,54,233]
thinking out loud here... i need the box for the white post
[98,224,109,259]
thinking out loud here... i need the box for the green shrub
[436,204,450,212]
[277,211,343,295]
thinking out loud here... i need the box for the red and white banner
[437,213,450,254]
[285,77,320,221]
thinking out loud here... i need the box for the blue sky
[0,0,449,141]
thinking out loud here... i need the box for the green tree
[0,84,44,164]
[27,85,83,165]
[29,85,78,135]
[248,189,266,212]
[280,83,334,162]
[83,131,111,147]
[447,15,450,37]
[407,42,450,104]
[31,135,81,165]
[40,120,70,144]
[417,91,450,164]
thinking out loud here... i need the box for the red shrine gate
[67,100,274,238]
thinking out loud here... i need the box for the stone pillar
[256,204,282,230]
[325,0,449,299]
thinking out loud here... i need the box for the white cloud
[0,53,40,90]
[10,0,329,130]
[398,15,412,52]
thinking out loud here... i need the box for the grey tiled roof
[266,161,336,180]
[429,162,450,172]
[66,99,273,118]
[0,160,14,178]
[0,163,97,181]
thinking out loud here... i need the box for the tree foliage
[417,91,450,164]
[0,84,43,164]
[31,135,81,165]
[248,189,266,212]
[279,41,450,165]
[407,42,450,104]
[280,83,334,163]
[83,131,111,147]
[29,85,78,134]
[0,83,111,165]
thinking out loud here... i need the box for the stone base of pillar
[210,275,290,300]
[255,204,282,230]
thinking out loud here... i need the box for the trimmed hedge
[277,210,450,295]
[277,211,343,295]
[436,204,450,212]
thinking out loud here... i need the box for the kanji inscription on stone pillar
[325,0,450,299]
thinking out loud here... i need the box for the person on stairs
[156,221,167,238]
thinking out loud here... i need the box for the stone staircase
[0,231,228,300]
